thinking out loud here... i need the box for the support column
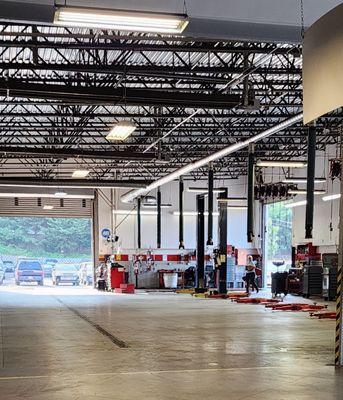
[335,140,343,366]
[179,177,185,249]
[207,163,214,246]
[157,187,161,248]
[247,144,255,243]
[218,188,228,294]
[305,124,316,239]
[137,197,141,249]
[196,194,205,289]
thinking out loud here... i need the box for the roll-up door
[0,197,92,218]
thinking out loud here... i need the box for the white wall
[97,177,255,253]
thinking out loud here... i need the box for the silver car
[52,264,80,286]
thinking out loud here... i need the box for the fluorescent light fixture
[113,210,157,216]
[227,206,248,210]
[282,177,326,184]
[54,7,189,34]
[43,205,54,210]
[173,211,220,216]
[187,187,226,194]
[256,160,307,168]
[217,197,247,203]
[0,193,94,199]
[322,193,341,202]
[72,170,90,178]
[142,203,172,208]
[288,189,326,195]
[54,190,67,198]
[106,121,136,141]
[121,114,303,203]
[285,200,307,208]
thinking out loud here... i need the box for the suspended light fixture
[285,200,307,208]
[113,210,157,216]
[217,197,247,203]
[54,190,67,198]
[173,211,220,216]
[282,177,326,184]
[288,189,326,195]
[106,120,136,141]
[54,7,189,34]
[72,170,90,178]
[142,203,172,208]
[187,187,226,194]
[43,205,54,210]
[322,193,341,201]
[256,160,307,168]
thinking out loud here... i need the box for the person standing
[245,255,259,295]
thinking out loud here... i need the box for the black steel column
[137,197,141,249]
[247,144,255,243]
[179,177,185,249]
[218,188,228,294]
[196,194,205,289]
[157,187,161,248]
[305,125,316,239]
[207,163,214,246]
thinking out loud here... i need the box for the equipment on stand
[302,260,323,298]
[322,253,338,301]
[271,271,288,297]
[110,262,126,290]
[287,268,303,295]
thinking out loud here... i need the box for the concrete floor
[0,282,342,400]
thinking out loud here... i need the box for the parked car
[42,259,58,277]
[52,264,80,286]
[3,260,15,273]
[79,262,94,285]
[15,259,44,286]
[0,261,5,285]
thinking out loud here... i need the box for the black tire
[38,281,43,286]
[15,281,20,286]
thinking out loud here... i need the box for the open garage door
[0,197,92,218]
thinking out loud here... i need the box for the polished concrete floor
[0,281,342,400]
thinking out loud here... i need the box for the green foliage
[266,202,292,259]
[0,217,92,258]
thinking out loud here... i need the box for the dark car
[0,261,5,285]
[3,260,15,273]
[52,264,79,286]
[15,259,44,286]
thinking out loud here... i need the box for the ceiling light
[54,7,189,34]
[256,160,307,168]
[72,170,90,178]
[322,193,341,202]
[282,177,326,184]
[288,189,326,195]
[172,211,220,216]
[285,200,307,208]
[0,193,94,199]
[106,121,136,141]
[187,187,226,194]
[227,206,248,210]
[43,205,54,210]
[113,210,157,216]
[217,197,247,203]
[142,203,172,208]
[54,190,67,198]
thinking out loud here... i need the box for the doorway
[263,201,293,286]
